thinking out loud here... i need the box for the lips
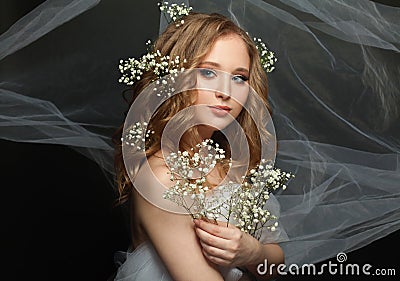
[208,105,232,117]
[209,105,231,112]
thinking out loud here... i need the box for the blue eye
[199,68,217,79]
[232,75,249,84]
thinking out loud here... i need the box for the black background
[1,0,399,280]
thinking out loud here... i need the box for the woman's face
[194,34,250,136]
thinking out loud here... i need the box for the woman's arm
[194,219,284,280]
[134,157,224,281]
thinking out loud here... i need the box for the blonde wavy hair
[113,12,271,206]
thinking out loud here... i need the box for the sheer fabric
[114,242,254,281]
[1,0,399,271]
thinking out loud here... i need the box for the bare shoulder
[131,151,223,280]
[133,150,175,217]
[145,150,172,185]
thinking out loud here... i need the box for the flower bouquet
[163,139,294,239]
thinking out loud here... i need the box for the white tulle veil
[1,0,399,266]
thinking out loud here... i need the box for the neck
[197,125,216,140]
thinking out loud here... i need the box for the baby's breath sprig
[163,139,226,220]
[121,121,154,151]
[162,141,294,240]
[158,1,193,27]
[118,41,187,87]
[230,159,294,239]
[254,37,277,73]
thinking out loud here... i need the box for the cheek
[230,101,244,119]
[194,90,213,105]
[232,93,248,110]
[237,93,249,106]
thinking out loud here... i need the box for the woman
[113,11,286,280]
[2,0,399,280]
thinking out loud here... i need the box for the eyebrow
[199,61,249,75]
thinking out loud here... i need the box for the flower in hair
[118,40,186,86]
[121,121,154,151]
[158,1,193,26]
[254,37,277,73]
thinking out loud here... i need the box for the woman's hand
[193,219,262,267]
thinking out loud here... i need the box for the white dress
[113,242,255,281]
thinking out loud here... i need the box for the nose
[215,75,231,99]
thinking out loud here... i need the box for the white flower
[159,1,193,24]
[118,40,186,88]
[253,37,277,73]
[163,141,294,240]
[122,122,154,151]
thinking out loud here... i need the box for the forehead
[202,34,250,69]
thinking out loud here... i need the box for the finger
[195,226,229,250]
[194,219,236,239]
[215,220,236,229]
[199,240,233,261]
[201,247,230,266]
